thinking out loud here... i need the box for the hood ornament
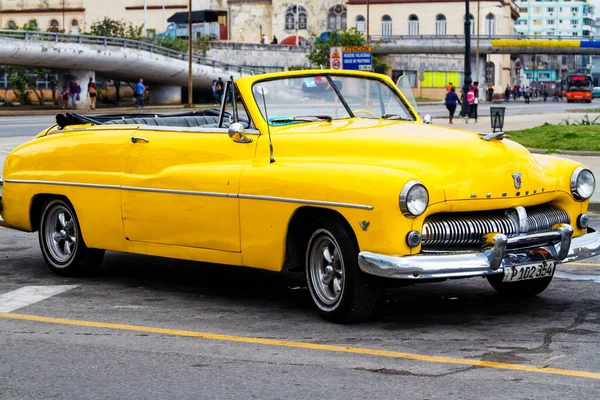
[512,172,522,189]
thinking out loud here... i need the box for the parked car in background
[1,70,599,323]
[592,87,600,98]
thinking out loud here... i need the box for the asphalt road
[1,216,599,398]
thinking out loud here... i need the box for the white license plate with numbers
[502,261,555,283]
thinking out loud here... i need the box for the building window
[571,7,578,13]
[49,19,59,32]
[392,70,417,87]
[28,19,38,30]
[355,15,365,32]
[485,13,495,35]
[547,19,555,25]
[285,6,308,31]
[327,5,347,31]
[548,7,554,13]
[381,15,392,37]
[571,20,579,25]
[435,14,446,36]
[6,20,16,29]
[486,62,495,85]
[408,15,419,35]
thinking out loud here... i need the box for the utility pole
[62,0,65,32]
[460,0,472,117]
[143,0,147,36]
[476,0,480,82]
[366,0,370,45]
[188,0,193,107]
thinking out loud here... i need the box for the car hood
[272,119,559,202]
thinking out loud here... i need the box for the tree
[307,28,389,73]
[0,66,58,105]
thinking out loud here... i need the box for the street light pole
[188,0,193,107]
[366,0,370,45]
[460,0,472,117]
[476,0,480,82]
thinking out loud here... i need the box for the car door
[121,119,258,253]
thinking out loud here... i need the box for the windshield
[567,76,592,92]
[252,75,416,125]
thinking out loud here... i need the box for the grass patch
[567,108,600,113]
[415,97,440,102]
[506,123,600,152]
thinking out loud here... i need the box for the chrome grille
[422,205,570,248]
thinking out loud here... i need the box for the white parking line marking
[0,285,80,312]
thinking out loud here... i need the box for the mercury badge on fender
[1,70,599,323]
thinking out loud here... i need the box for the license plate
[502,261,555,283]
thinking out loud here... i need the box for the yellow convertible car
[1,70,599,323]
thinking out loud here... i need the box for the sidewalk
[0,104,216,117]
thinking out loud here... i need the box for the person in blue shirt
[134,78,145,108]
[444,86,461,124]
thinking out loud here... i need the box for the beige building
[0,0,227,36]
[346,0,520,98]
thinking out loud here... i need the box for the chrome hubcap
[309,234,344,306]
[44,205,77,264]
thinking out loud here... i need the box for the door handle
[131,136,149,143]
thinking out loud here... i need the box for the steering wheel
[343,109,376,118]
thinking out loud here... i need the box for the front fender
[238,161,431,271]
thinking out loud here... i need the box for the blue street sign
[341,47,372,71]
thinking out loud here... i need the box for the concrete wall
[206,42,311,69]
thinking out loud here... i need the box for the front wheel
[305,218,378,323]
[38,198,105,277]
[486,274,554,298]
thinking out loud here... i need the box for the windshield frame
[250,72,418,126]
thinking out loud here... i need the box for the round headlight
[571,167,596,200]
[400,180,429,217]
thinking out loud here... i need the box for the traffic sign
[329,46,342,69]
[342,50,372,71]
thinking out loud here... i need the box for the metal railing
[0,29,279,76]
[370,34,598,42]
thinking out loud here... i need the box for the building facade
[345,0,520,99]
[514,0,595,37]
[0,0,227,36]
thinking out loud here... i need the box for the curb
[524,148,600,156]
[0,104,217,117]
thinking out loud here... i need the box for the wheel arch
[30,193,73,232]
[282,206,358,272]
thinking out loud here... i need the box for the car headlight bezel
[400,180,429,217]
[570,166,596,201]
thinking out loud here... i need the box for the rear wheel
[305,217,378,323]
[38,198,104,277]
[486,273,554,298]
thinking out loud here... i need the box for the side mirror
[228,122,253,143]
[423,114,432,124]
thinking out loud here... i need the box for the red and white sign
[330,46,342,69]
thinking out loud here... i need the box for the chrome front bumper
[358,225,600,280]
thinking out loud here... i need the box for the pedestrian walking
[469,83,479,123]
[504,85,511,102]
[216,77,224,103]
[523,86,530,104]
[487,85,494,102]
[543,86,548,102]
[134,78,145,108]
[60,85,70,109]
[69,78,80,110]
[446,81,453,93]
[87,77,97,110]
[444,86,461,124]
[262,34,269,44]
[211,79,219,104]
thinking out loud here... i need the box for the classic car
[1,69,599,323]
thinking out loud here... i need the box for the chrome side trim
[4,179,120,190]
[121,185,236,198]
[359,224,587,280]
[4,179,373,210]
[238,194,374,210]
[137,126,261,135]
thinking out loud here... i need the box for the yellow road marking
[1,312,599,380]
[563,262,600,267]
